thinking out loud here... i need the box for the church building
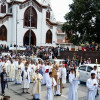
[0,0,57,47]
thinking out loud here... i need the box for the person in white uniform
[8,60,16,81]
[91,66,98,79]
[97,83,100,100]
[32,69,43,100]
[46,72,56,100]
[68,67,79,100]
[30,61,36,83]
[52,64,61,96]
[86,73,98,100]
[60,65,66,87]
[91,66,98,96]
[15,61,22,84]
[22,63,30,93]
[42,62,50,85]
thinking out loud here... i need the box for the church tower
[41,0,50,5]
[46,0,50,5]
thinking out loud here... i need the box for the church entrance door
[23,30,36,46]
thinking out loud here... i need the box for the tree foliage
[62,0,100,45]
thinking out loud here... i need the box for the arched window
[0,25,7,41]
[46,30,52,43]
[24,6,37,28]
[46,10,50,19]
[1,4,6,13]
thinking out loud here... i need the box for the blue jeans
[1,82,6,94]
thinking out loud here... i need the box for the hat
[56,64,59,67]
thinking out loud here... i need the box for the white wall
[0,1,57,47]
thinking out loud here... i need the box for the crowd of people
[0,54,67,100]
[0,51,100,100]
[65,53,92,68]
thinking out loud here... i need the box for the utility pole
[16,5,18,54]
[29,0,32,50]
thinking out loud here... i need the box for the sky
[51,0,73,22]
[15,0,73,22]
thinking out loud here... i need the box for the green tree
[62,0,100,45]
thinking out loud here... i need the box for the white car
[50,59,65,66]
[78,64,100,82]
[31,58,43,63]
[2,52,11,57]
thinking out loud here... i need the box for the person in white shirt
[86,73,98,100]
[91,66,98,79]
[91,66,98,96]
[97,83,100,100]
[46,72,56,100]
[68,67,79,100]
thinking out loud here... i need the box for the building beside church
[0,0,57,47]
[56,22,75,50]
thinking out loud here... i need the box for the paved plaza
[0,82,98,100]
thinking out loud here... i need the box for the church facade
[0,0,57,47]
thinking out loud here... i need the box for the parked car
[2,52,11,57]
[31,57,43,63]
[50,59,65,66]
[78,64,100,82]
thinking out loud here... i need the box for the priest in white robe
[97,84,100,100]
[68,67,79,100]
[30,61,36,83]
[46,72,56,100]
[8,60,16,81]
[3,60,8,75]
[42,62,50,85]
[86,73,98,100]
[15,61,22,84]
[91,66,98,96]
[42,64,46,85]
[22,64,30,93]
[32,69,43,100]
[52,64,61,96]
[60,65,66,85]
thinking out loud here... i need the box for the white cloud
[51,0,73,22]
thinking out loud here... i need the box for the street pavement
[0,82,99,100]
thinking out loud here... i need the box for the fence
[58,51,100,63]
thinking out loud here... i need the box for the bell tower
[41,0,50,5]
